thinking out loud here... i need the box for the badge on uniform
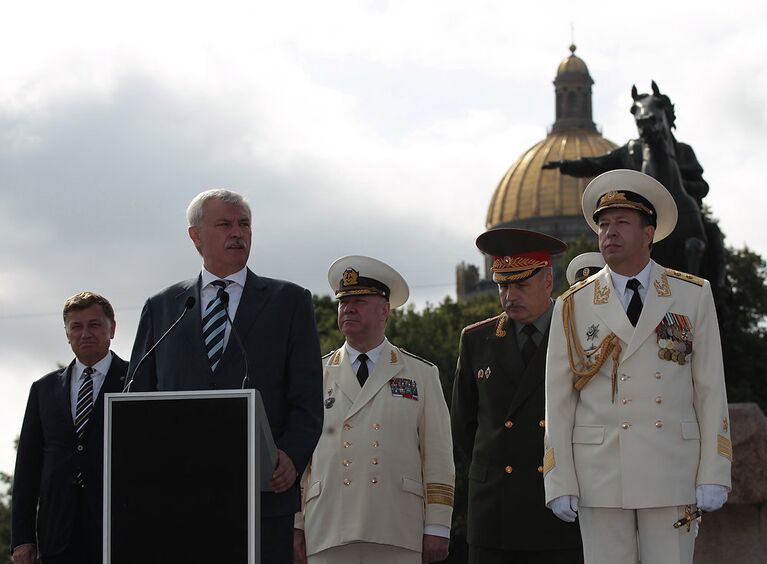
[655,313,693,365]
[324,397,335,409]
[477,366,492,380]
[389,378,419,400]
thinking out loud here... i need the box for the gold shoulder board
[464,314,503,333]
[560,276,593,301]
[665,268,705,287]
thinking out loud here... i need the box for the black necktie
[356,353,369,387]
[520,325,539,366]
[626,278,643,327]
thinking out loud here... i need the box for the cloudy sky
[1,0,765,474]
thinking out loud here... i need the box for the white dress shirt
[609,260,653,312]
[345,339,386,381]
[200,265,248,353]
[71,351,113,420]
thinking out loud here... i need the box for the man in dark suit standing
[451,229,583,563]
[11,292,128,564]
[128,189,323,563]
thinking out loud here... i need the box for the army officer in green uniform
[452,228,583,563]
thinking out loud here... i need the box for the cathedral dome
[557,44,589,75]
[486,131,617,227]
[485,46,617,237]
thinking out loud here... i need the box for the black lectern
[103,389,276,564]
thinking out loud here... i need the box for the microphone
[217,288,250,389]
[124,296,196,392]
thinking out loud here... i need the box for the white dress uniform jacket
[296,339,455,556]
[544,261,731,509]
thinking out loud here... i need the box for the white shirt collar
[74,351,113,380]
[345,338,387,367]
[609,260,653,296]
[201,265,248,289]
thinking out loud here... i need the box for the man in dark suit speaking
[12,292,128,564]
[127,189,323,563]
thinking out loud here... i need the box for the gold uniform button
[619,375,627,382]
[505,420,513,429]
[371,477,378,484]
[342,459,351,467]
[371,458,379,465]
[343,479,351,486]
[372,440,379,448]
[538,420,545,428]
[655,396,663,404]
[621,422,630,430]
[343,423,352,431]
[373,423,381,430]
[537,466,543,473]
[343,441,351,448]
[655,372,662,379]
[655,420,663,428]
[621,398,628,405]
[504,465,513,474]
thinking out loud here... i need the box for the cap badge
[342,268,359,287]
[600,191,628,206]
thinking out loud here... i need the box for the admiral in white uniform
[544,170,732,564]
[294,256,455,564]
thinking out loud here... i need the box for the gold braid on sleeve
[562,295,622,402]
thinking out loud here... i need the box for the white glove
[695,484,728,512]
[548,495,579,522]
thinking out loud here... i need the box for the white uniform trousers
[578,506,697,564]
[308,542,421,564]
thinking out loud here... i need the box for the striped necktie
[74,366,94,485]
[74,367,94,437]
[203,279,230,372]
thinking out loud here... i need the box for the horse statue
[629,81,707,274]
[543,82,714,277]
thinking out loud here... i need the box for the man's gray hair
[186,189,251,227]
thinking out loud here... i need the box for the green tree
[721,246,767,411]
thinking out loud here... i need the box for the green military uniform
[452,227,582,563]
[452,309,583,557]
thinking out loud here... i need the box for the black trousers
[261,514,295,564]
[469,545,584,564]
[42,489,100,564]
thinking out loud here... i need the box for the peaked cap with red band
[476,228,567,283]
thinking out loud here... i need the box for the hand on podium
[270,449,298,493]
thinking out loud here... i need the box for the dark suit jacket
[451,313,582,551]
[127,269,324,517]
[11,353,128,558]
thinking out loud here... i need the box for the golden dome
[486,129,617,228]
[486,45,616,229]
[557,44,589,75]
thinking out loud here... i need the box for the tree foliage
[0,470,11,562]
[720,246,767,411]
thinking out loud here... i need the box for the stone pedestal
[694,403,767,564]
